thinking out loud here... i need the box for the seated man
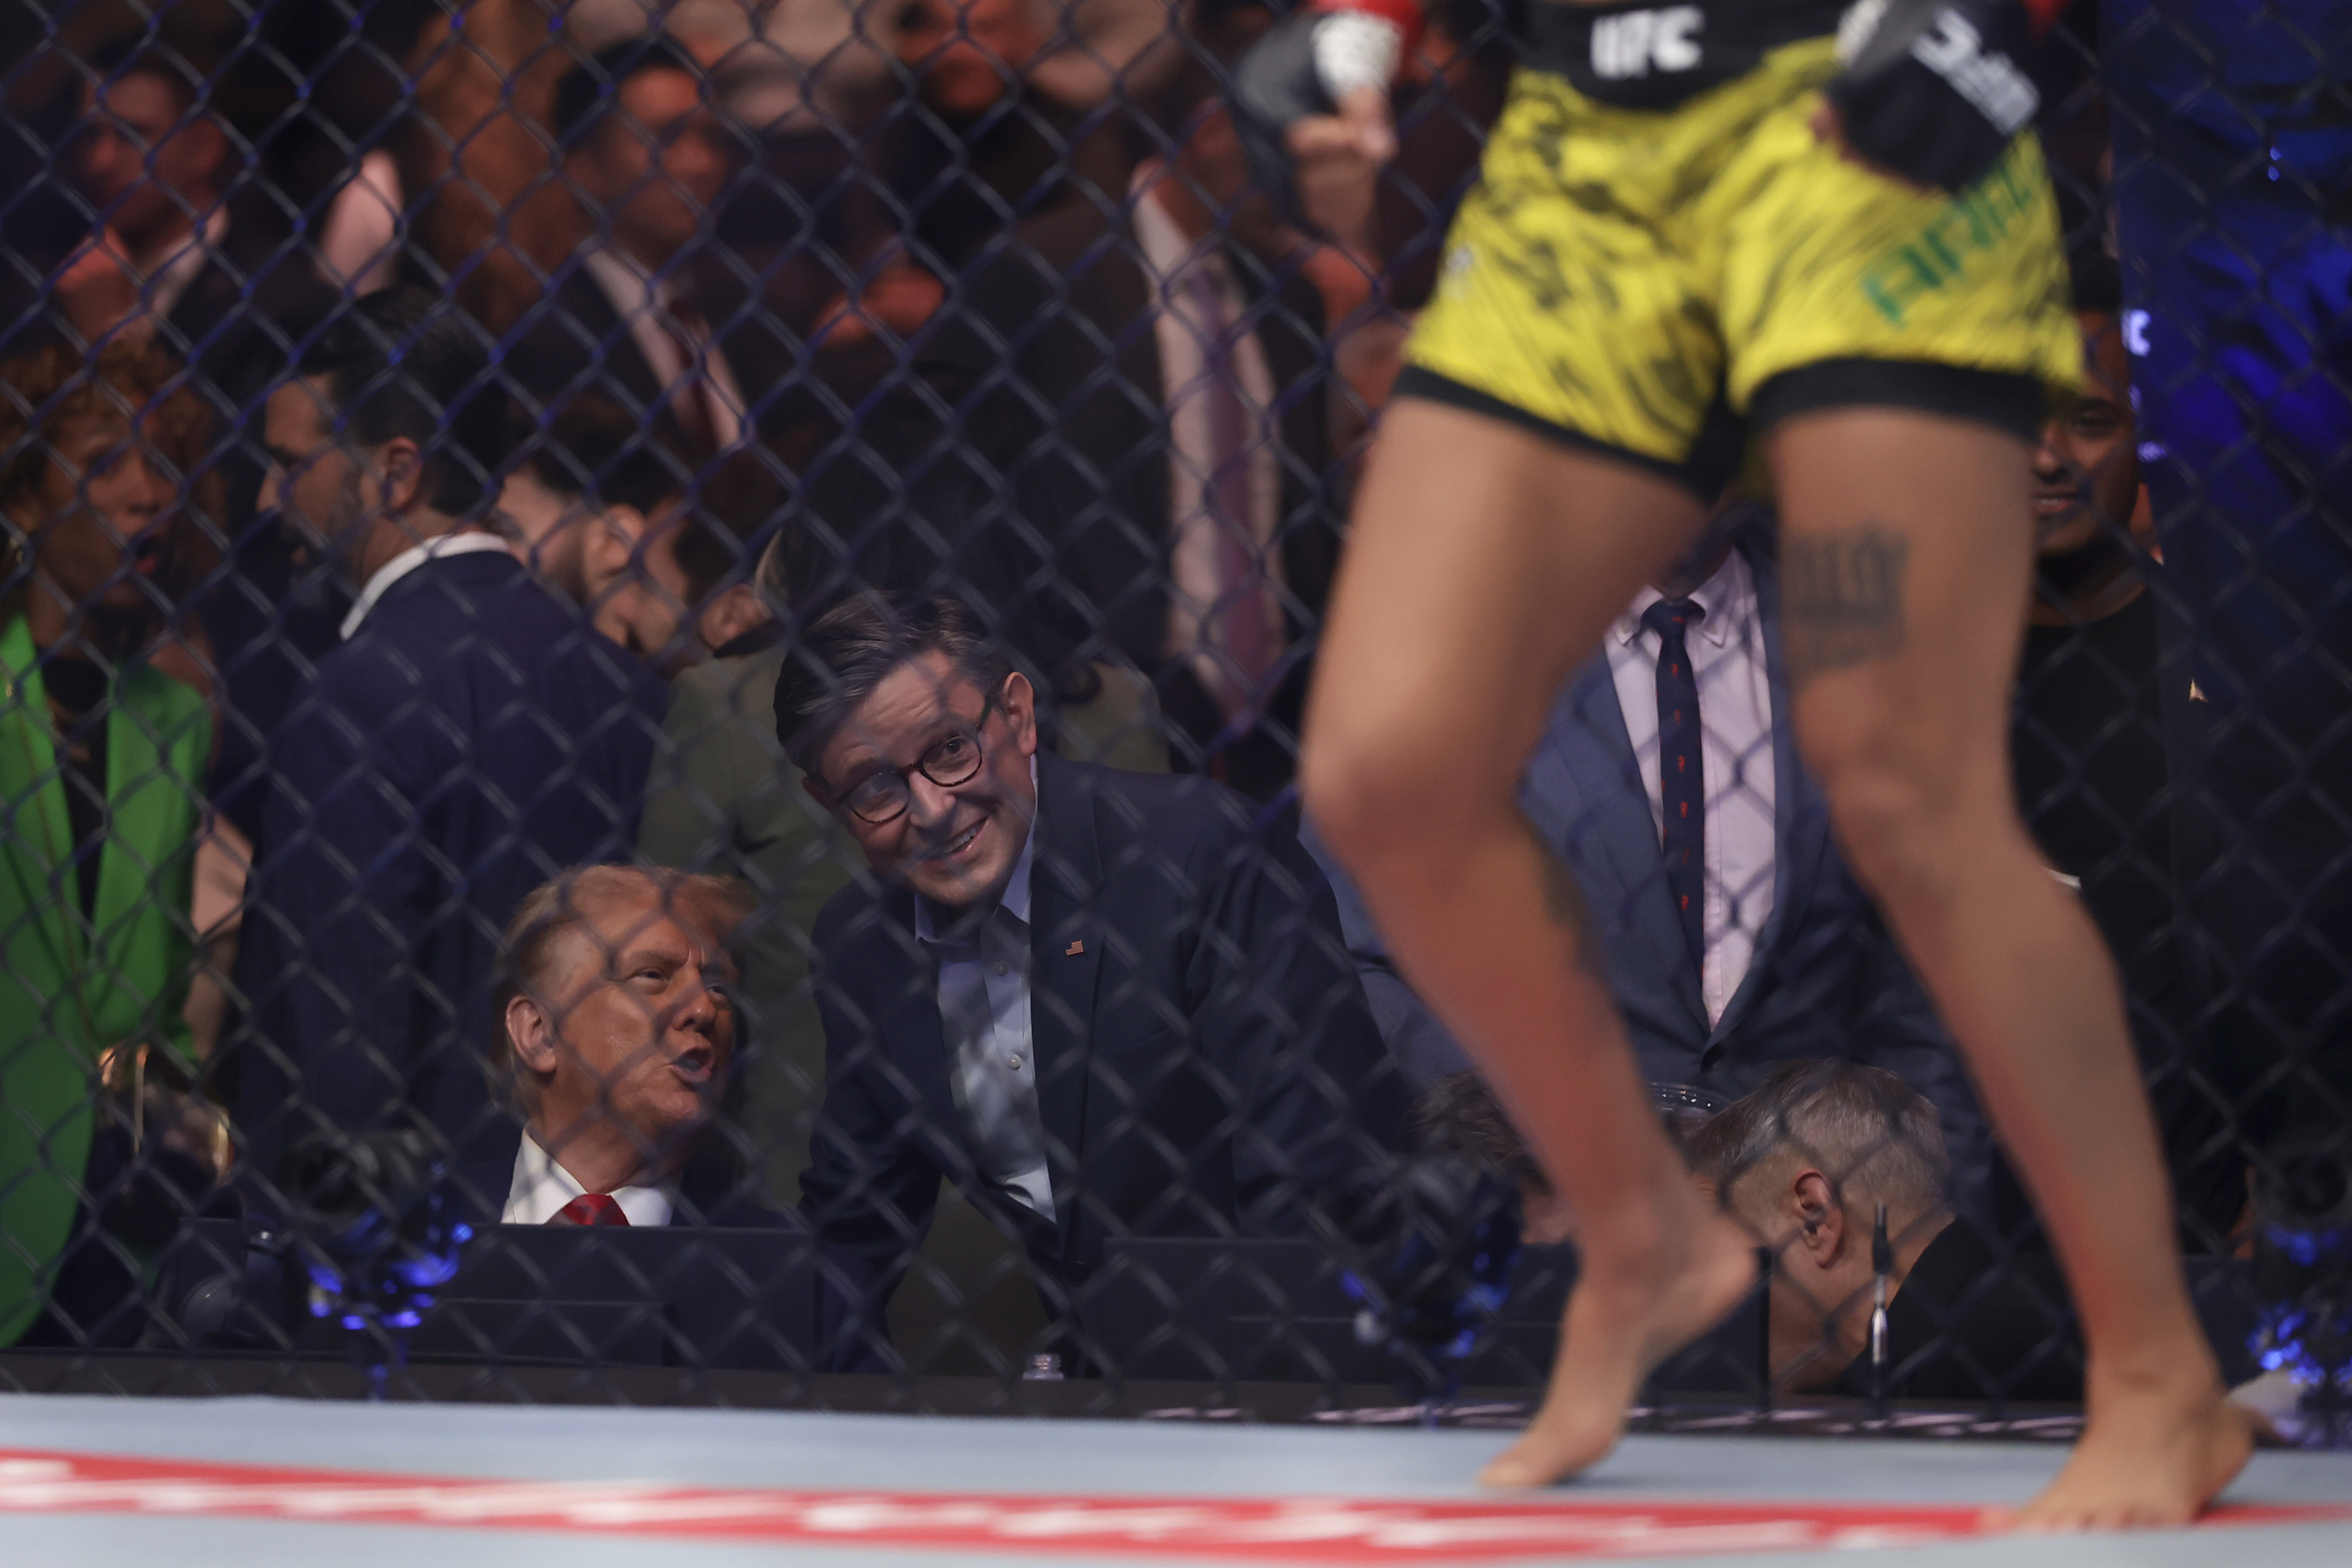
[469,864,783,1227]
[1313,506,1990,1215]
[1690,1060,2081,1402]
[779,594,1407,1366]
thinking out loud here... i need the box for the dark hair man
[1690,1061,2081,1404]
[777,594,1405,1367]
[466,865,781,1227]
[497,397,687,649]
[234,287,668,1183]
[51,43,335,390]
[509,36,757,459]
[626,449,783,671]
[932,2,1336,799]
[2010,252,2230,1249]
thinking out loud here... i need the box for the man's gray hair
[1689,1060,1952,1222]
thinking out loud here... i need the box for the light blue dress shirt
[914,796,1056,1221]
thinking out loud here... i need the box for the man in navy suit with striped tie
[1312,506,1991,1218]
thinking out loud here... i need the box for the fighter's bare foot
[1992,1365,2257,1532]
[1481,1206,1756,1488]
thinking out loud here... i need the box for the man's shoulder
[1045,759,1274,883]
[671,643,786,722]
[810,870,909,959]
[970,203,1140,316]
[506,264,625,361]
[328,553,634,695]
[362,552,567,645]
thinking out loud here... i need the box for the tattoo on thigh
[1782,526,1912,685]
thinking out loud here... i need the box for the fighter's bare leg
[1769,407,2254,1529]
[1302,400,1757,1488]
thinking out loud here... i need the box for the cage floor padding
[0,1393,2346,1566]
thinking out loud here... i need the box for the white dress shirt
[318,148,402,294]
[1604,548,1778,1027]
[339,530,516,640]
[1130,171,1284,696]
[914,779,1055,1221]
[579,247,747,451]
[502,1131,675,1227]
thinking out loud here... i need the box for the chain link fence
[0,0,2344,1428]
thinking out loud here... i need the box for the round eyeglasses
[836,693,998,825]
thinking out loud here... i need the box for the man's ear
[697,582,768,651]
[374,436,424,515]
[1790,1169,1843,1268]
[190,116,230,177]
[505,994,561,1076]
[1002,668,1040,757]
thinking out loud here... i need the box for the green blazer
[0,614,210,1344]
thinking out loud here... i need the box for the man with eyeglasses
[777,594,1406,1371]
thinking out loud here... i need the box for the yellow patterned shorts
[1400,33,2081,497]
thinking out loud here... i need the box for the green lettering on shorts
[1861,141,2048,328]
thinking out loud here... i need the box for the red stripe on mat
[0,1448,2341,1561]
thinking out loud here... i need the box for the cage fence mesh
[0,0,2343,1426]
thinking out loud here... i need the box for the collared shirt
[579,247,747,451]
[136,206,229,325]
[501,1130,675,1227]
[339,530,516,640]
[913,777,1054,1221]
[1129,169,1284,684]
[1604,548,1777,1027]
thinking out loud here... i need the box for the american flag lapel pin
[1065,939,1085,957]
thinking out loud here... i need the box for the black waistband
[1526,0,1849,109]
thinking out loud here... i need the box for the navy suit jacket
[799,754,1408,1364]
[234,550,667,1182]
[1318,540,1990,1211]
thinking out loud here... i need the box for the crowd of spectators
[0,0,2281,1390]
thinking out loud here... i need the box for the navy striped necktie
[1643,597,1706,978]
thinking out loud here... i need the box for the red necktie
[550,1193,629,1227]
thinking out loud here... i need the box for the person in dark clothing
[2008,253,2234,1249]
[1692,1060,2083,1403]
[232,289,665,1186]
[503,38,778,461]
[923,6,1336,799]
[779,595,1405,1369]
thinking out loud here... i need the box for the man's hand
[1285,85,1394,252]
[1824,0,2042,193]
[1232,2,1418,240]
[55,227,140,342]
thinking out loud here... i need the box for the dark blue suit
[799,754,1408,1367]
[233,549,666,1181]
[1316,539,1990,1212]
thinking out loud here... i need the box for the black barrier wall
[0,0,2344,1416]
